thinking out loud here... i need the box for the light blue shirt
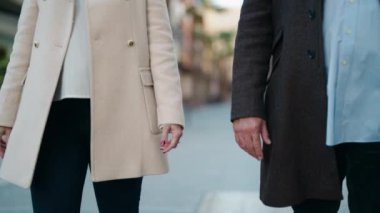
[323,0,380,146]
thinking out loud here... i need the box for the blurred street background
[0,0,349,212]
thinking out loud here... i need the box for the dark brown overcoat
[231,0,343,207]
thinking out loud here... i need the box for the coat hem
[91,169,169,183]
[260,194,343,208]
[0,173,31,189]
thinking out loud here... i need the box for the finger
[1,128,12,146]
[170,131,182,149]
[163,141,179,153]
[235,132,242,145]
[0,128,6,156]
[1,135,8,144]
[240,133,256,158]
[163,131,182,153]
[0,140,6,158]
[5,128,11,139]
[252,133,263,160]
[261,123,271,145]
[0,136,6,148]
[162,141,176,153]
[160,126,170,147]
[160,139,171,149]
[235,133,244,151]
[0,129,4,137]
[236,132,246,148]
[0,128,5,142]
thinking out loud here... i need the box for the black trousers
[292,143,380,213]
[31,99,143,213]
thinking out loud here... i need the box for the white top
[54,0,91,101]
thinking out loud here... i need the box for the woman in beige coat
[0,0,184,212]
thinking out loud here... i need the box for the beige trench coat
[0,0,184,188]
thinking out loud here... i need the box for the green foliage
[195,30,235,60]
[0,46,8,85]
[186,1,235,61]
[200,0,226,12]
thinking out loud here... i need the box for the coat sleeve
[0,0,38,127]
[147,0,185,128]
[231,0,273,121]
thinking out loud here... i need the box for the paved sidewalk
[0,103,348,213]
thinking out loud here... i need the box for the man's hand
[233,117,271,160]
[160,124,183,154]
[0,126,12,158]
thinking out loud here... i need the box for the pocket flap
[140,70,154,86]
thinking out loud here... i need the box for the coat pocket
[139,68,161,135]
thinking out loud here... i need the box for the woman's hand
[160,124,183,153]
[0,126,12,158]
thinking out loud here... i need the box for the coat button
[308,9,316,20]
[34,41,40,48]
[307,50,316,59]
[128,40,135,47]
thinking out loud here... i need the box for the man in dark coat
[231,0,343,211]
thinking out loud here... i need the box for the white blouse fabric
[53,0,91,101]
